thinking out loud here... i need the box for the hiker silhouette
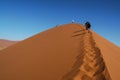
[85,22,91,30]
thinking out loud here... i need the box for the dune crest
[61,30,111,80]
[0,23,119,80]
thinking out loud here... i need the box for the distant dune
[0,39,18,50]
[0,23,119,80]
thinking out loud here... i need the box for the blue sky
[0,0,120,46]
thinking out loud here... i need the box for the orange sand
[0,23,119,80]
[93,31,120,80]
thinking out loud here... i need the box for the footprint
[81,74,92,80]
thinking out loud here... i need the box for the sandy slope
[0,39,18,50]
[0,23,118,80]
[93,32,120,80]
[0,24,84,80]
[62,30,111,80]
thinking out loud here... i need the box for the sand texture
[0,23,119,80]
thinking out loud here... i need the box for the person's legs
[86,26,88,30]
[86,26,90,33]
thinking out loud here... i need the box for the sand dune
[62,30,111,80]
[0,23,119,80]
[92,32,120,80]
[0,39,18,50]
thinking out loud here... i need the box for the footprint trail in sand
[62,30,112,80]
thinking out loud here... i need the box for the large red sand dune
[0,23,119,80]
[92,32,120,80]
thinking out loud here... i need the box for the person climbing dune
[85,21,91,30]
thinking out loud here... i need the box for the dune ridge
[0,23,118,80]
[92,32,120,80]
[61,29,111,80]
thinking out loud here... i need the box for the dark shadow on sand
[73,30,85,33]
[72,32,86,37]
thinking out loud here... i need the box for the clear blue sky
[0,0,120,46]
